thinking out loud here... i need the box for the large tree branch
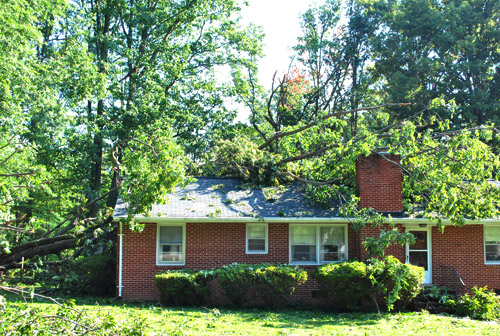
[276,171,341,186]
[258,103,411,150]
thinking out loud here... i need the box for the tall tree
[0,0,263,268]
[361,0,500,125]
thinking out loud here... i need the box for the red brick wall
[356,153,402,213]
[357,224,406,262]
[117,222,500,303]
[118,222,358,304]
[432,225,500,291]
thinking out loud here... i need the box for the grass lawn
[13,296,500,335]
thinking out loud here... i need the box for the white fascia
[113,215,500,225]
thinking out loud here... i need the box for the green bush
[155,270,212,306]
[313,261,372,311]
[44,255,116,296]
[450,286,500,320]
[215,263,256,306]
[214,263,307,307]
[368,256,425,311]
[254,264,307,307]
[74,255,116,296]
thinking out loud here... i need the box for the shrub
[254,264,307,307]
[215,263,256,306]
[451,286,500,320]
[368,256,425,311]
[73,255,116,296]
[155,270,212,306]
[45,255,116,296]
[313,261,372,311]
[215,263,307,307]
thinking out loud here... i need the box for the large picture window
[157,224,185,265]
[290,225,347,264]
[246,223,268,254]
[485,226,500,264]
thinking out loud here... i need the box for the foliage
[3,295,500,335]
[422,285,455,306]
[448,286,500,321]
[254,264,307,307]
[62,255,116,296]
[155,269,213,306]
[360,0,500,125]
[198,136,281,185]
[214,263,256,306]
[313,261,372,311]
[214,263,307,307]
[0,0,263,272]
[367,256,425,311]
[0,287,146,335]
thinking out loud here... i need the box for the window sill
[290,261,343,266]
[246,251,268,254]
[157,262,185,266]
[485,261,500,265]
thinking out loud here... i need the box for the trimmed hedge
[215,263,255,306]
[254,264,307,306]
[215,263,307,307]
[155,270,212,306]
[157,264,307,307]
[314,257,425,311]
[313,261,372,310]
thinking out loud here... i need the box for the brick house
[113,153,500,303]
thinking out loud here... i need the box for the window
[157,224,185,265]
[290,225,347,264]
[485,226,500,264]
[246,223,268,254]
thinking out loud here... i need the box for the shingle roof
[114,177,340,219]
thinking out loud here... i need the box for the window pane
[160,226,182,244]
[409,231,427,250]
[485,227,500,241]
[248,225,266,239]
[319,227,346,262]
[291,245,316,262]
[321,245,346,262]
[486,244,500,261]
[248,239,266,251]
[160,244,183,262]
[291,226,316,244]
[320,227,344,245]
[409,251,428,270]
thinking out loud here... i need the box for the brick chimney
[355,152,402,214]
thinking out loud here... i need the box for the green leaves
[119,121,189,222]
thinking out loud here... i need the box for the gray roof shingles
[114,177,339,219]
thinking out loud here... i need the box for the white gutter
[112,215,500,225]
[118,222,123,297]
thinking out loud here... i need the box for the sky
[239,0,320,89]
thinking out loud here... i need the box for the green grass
[10,296,500,335]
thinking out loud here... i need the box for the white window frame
[157,223,186,266]
[484,225,500,265]
[246,223,268,254]
[289,224,348,265]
